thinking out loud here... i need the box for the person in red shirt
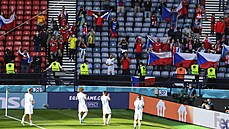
[153,38,163,52]
[93,12,109,33]
[210,13,215,36]
[58,36,64,50]
[58,6,68,28]
[71,22,77,35]
[60,26,69,55]
[215,17,225,42]
[134,36,144,75]
[50,36,58,57]
[182,0,188,20]
[213,40,222,54]
[151,14,157,28]
[224,13,229,37]
[121,52,130,75]
[195,4,203,25]
[202,34,212,53]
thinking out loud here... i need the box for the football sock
[103,114,106,125]
[78,113,82,122]
[134,120,137,128]
[138,120,141,129]
[82,113,87,120]
[107,114,111,124]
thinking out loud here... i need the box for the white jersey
[134,99,144,120]
[77,92,88,112]
[24,93,34,114]
[101,95,111,114]
[156,100,166,117]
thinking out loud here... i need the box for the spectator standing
[18,47,32,73]
[182,24,192,44]
[117,0,126,13]
[53,21,59,36]
[175,63,187,81]
[33,52,42,73]
[36,10,45,31]
[225,53,229,68]
[106,54,116,75]
[184,37,193,53]
[93,12,108,33]
[56,49,63,65]
[118,38,129,56]
[224,14,229,37]
[197,43,207,53]
[121,53,130,75]
[60,26,69,55]
[3,49,15,64]
[151,14,157,28]
[68,34,77,62]
[193,22,201,40]
[168,27,174,40]
[171,39,182,53]
[153,38,163,52]
[159,0,167,15]
[58,36,64,50]
[213,40,222,54]
[58,6,68,28]
[76,6,86,19]
[138,62,146,87]
[82,22,88,41]
[134,0,141,14]
[50,36,58,57]
[182,0,188,20]
[193,39,201,52]
[207,64,216,79]
[77,13,86,33]
[144,0,152,18]
[215,17,225,42]
[134,36,144,74]
[78,38,87,59]
[109,17,119,38]
[174,27,182,44]
[71,22,77,35]
[202,34,212,53]
[195,4,203,25]
[169,7,180,30]
[210,14,215,36]
[33,31,41,52]
[186,83,196,105]
[102,0,110,10]
[88,28,96,48]
[40,28,48,48]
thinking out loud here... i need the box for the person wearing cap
[6,62,15,74]
[80,60,89,75]
[215,17,225,42]
[44,59,63,85]
[138,62,146,87]
[207,64,216,79]
[176,63,187,81]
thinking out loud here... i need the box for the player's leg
[138,120,141,129]
[134,112,138,129]
[134,120,137,129]
[78,111,82,123]
[103,114,106,125]
[107,113,111,125]
[81,111,88,122]
[21,114,27,125]
[29,114,33,125]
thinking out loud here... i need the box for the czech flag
[131,76,155,87]
[173,53,196,68]
[148,52,172,66]
[162,3,183,21]
[87,10,111,20]
[222,44,229,59]
[146,35,155,48]
[197,52,221,69]
[0,13,16,31]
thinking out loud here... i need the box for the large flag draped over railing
[197,52,221,69]
[173,53,196,68]
[0,13,16,31]
[87,10,111,20]
[148,52,173,66]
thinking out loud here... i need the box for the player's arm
[107,93,111,101]
[84,94,87,101]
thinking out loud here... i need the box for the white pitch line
[5,115,46,129]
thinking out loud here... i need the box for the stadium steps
[200,0,226,43]
[48,0,77,85]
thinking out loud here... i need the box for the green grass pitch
[0,109,207,129]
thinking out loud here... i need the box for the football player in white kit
[21,88,35,126]
[101,91,111,125]
[77,87,88,123]
[134,94,144,129]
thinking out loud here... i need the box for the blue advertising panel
[0,93,47,109]
[48,92,129,109]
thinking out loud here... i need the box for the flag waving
[197,52,221,68]
[0,13,16,31]
[148,52,172,66]
[162,3,183,21]
[173,53,196,68]
[87,10,111,20]
[222,44,229,59]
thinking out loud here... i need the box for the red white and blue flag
[173,53,196,68]
[146,35,167,48]
[197,52,221,68]
[148,52,172,66]
[162,3,183,21]
[131,76,155,87]
[0,13,16,31]
[87,10,111,20]
[222,44,229,59]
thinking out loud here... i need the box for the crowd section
[0,0,229,79]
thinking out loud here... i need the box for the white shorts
[24,105,33,115]
[102,106,111,114]
[78,104,88,112]
[134,111,142,120]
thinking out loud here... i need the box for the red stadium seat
[23,46,29,51]
[0,41,3,46]
[1,0,8,5]
[9,0,16,5]
[14,57,21,63]
[23,26,31,30]
[22,36,30,41]
[15,31,22,36]
[0,36,5,41]
[42,57,45,62]
[6,36,14,41]
[5,46,12,51]
[22,41,30,46]
[17,16,23,20]
[33,6,40,11]
[41,63,45,68]
[14,36,22,41]
[1,5,8,10]
[24,11,31,16]
[25,6,32,10]
[31,31,36,36]
[32,21,37,26]
[32,10,39,16]
[24,16,31,21]
[40,6,47,10]
[17,0,24,5]
[13,46,20,52]
[16,20,23,26]
[16,10,24,16]
[14,41,22,46]
[24,21,31,26]
[25,1,32,6]
[30,42,34,46]
[31,26,37,30]
[33,0,40,5]
[14,51,19,56]
[0,52,4,56]
[30,47,34,51]
[6,41,13,46]
[0,31,5,35]
[0,47,4,52]
[40,52,46,57]
[23,31,30,36]
[17,5,24,10]
[30,52,36,57]
[40,1,47,5]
